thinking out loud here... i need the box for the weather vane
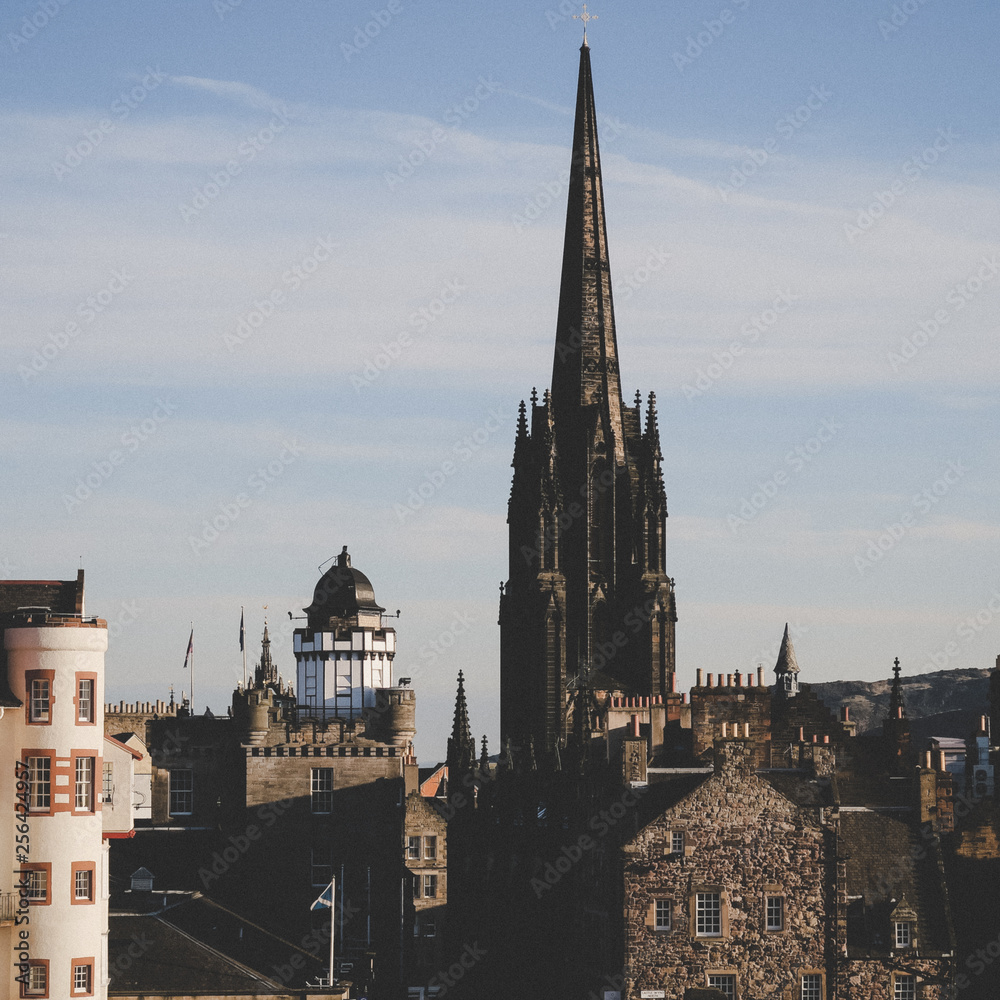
[573,4,597,45]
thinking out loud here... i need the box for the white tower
[0,573,109,1000]
[294,547,397,720]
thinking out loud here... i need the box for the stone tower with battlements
[500,41,676,756]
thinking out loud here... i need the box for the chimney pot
[757,665,764,686]
[696,669,703,687]
[726,673,733,688]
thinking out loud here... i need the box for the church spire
[447,670,476,773]
[255,623,277,688]
[773,623,800,699]
[550,42,626,465]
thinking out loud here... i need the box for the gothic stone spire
[447,670,476,773]
[550,42,626,466]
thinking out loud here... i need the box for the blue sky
[3,0,999,761]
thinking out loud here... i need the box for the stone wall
[623,740,830,999]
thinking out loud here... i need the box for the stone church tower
[500,41,676,755]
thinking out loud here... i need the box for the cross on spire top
[573,4,598,46]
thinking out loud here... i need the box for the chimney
[757,665,764,686]
[631,714,640,738]
[735,672,743,687]
[707,674,714,688]
[696,668,703,687]
[726,673,733,688]
[841,706,850,722]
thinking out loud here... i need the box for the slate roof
[109,893,329,994]
[840,810,953,957]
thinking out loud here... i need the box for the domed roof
[305,546,385,628]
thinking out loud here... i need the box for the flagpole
[329,875,336,985]
[241,606,247,688]
[190,620,195,713]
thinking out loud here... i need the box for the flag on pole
[310,880,334,911]
[182,628,193,670]
[239,609,245,652]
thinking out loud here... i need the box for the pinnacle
[774,623,800,676]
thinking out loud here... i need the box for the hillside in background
[810,667,992,748]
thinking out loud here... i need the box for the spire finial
[530,386,538,405]
[573,3,597,46]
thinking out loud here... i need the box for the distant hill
[810,667,992,746]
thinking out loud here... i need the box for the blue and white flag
[310,880,334,911]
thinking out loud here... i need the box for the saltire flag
[182,628,193,669]
[310,880,334,911]
[239,609,245,652]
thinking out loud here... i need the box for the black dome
[304,546,385,628]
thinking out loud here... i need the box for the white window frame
[75,756,95,811]
[25,868,48,902]
[77,678,94,722]
[895,920,912,948]
[894,974,916,1000]
[102,762,114,804]
[406,836,420,860]
[424,835,437,860]
[801,973,823,1000]
[766,895,784,932]
[696,892,722,937]
[707,973,736,998]
[169,768,193,815]
[74,868,93,901]
[671,831,684,854]
[311,768,333,814]
[654,898,671,931]
[72,961,92,994]
[30,678,50,723]
[26,963,47,995]
[422,874,437,898]
[27,756,51,812]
